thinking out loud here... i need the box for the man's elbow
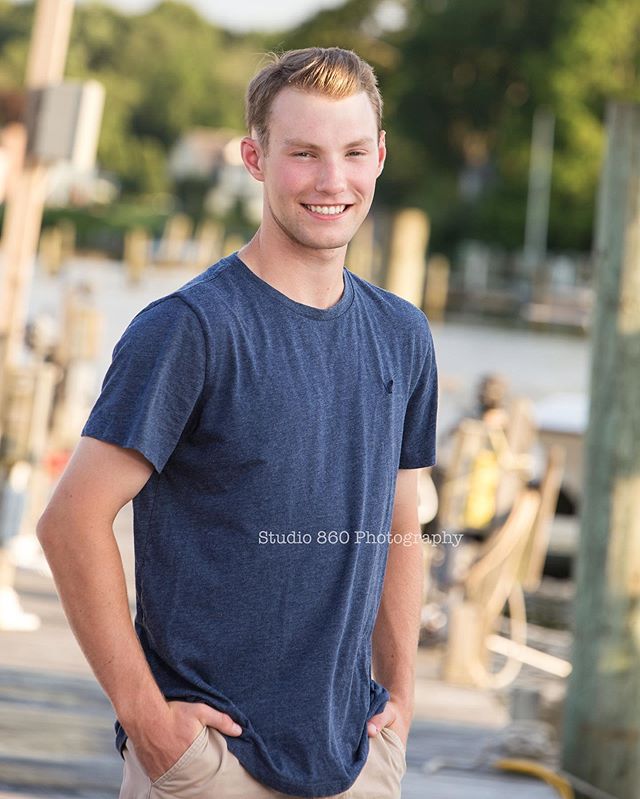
[36,505,60,549]
[36,498,76,549]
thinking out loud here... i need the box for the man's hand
[366,697,411,749]
[128,700,242,782]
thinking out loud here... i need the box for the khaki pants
[119,724,406,799]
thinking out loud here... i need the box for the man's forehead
[268,88,378,140]
[281,135,377,149]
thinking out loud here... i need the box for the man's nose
[315,160,347,195]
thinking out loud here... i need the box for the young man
[37,47,438,799]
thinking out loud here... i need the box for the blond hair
[245,47,383,151]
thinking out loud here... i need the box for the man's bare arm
[369,468,424,746]
[36,437,240,780]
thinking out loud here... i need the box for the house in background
[168,127,262,223]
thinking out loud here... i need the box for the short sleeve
[81,296,206,473]
[398,318,438,469]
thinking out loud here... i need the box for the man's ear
[376,130,387,178]
[240,136,265,182]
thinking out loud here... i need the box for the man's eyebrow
[282,137,376,149]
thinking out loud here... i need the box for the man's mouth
[302,204,352,217]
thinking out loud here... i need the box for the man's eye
[347,151,367,157]
[293,152,313,158]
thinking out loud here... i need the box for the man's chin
[294,231,357,252]
[274,213,361,253]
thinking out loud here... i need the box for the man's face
[244,88,386,253]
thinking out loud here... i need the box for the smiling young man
[36,48,438,798]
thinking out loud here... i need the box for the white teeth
[306,205,346,215]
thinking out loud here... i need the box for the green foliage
[279,0,640,252]
[546,0,640,248]
[267,0,400,70]
[0,0,260,196]
[67,0,259,194]
[375,0,570,251]
[36,203,170,258]
[2,0,639,251]
[0,0,32,53]
[379,0,640,251]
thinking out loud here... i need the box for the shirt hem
[81,427,164,473]
[225,736,368,798]
[398,456,436,469]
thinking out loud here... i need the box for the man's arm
[369,467,424,747]
[36,437,241,781]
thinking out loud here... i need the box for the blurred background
[0,0,638,797]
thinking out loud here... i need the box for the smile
[302,204,351,217]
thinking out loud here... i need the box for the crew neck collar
[229,252,354,321]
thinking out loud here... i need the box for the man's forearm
[371,525,424,713]
[37,515,166,732]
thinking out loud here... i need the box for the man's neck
[238,229,348,311]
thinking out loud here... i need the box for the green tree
[547,0,640,248]
[0,0,32,88]
[377,0,570,251]
[63,0,260,195]
[6,0,631,251]
[270,0,399,71]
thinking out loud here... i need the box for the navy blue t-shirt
[81,252,438,797]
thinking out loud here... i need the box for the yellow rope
[494,758,574,799]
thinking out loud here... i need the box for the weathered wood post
[423,254,450,321]
[347,217,375,282]
[192,219,223,273]
[124,227,149,284]
[0,0,74,629]
[386,209,430,306]
[155,213,192,266]
[523,107,555,292]
[0,0,74,368]
[38,225,64,275]
[562,102,640,798]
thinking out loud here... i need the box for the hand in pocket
[128,700,242,783]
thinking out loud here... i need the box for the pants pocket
[380,727,407,775]
[151,725,209,787]
[380,727,405,756]
[120,725,227,799]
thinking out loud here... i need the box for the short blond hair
[245,47,383,151]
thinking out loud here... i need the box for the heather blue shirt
[81,252,438,797]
